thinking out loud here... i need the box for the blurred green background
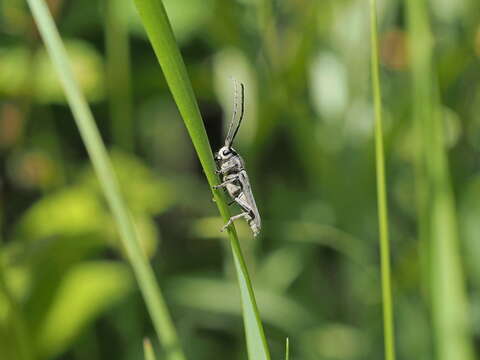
[1,0,480,359]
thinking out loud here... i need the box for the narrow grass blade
[131,0,271,359]
[405,1,474,359]
[369,1,396,360]
[25,1,185,359]
[143,338,157,360]
[105,0,134,150]
[285,337,289,360]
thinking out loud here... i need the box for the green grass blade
[285,337,289,360]
[25,1,185,359]
[105,0,134,150]
[369,1,396,360]
[405,1,474,359]
[130,0,271,359]
[143,338,157,360]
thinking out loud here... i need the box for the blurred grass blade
[285,337,289,360]
[36,261,132,359]
[0,264,33,360]
[143,338,156,360]
[105,0,134,151]
[405,1,474,360]
[131,0,271,359]
[369,1,396,360]
[25,1,185,360]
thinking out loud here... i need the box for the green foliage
[16,186,109,241]
[406,1,474,359]
[35,261,132,359]
[0,46,30,96]
[33,40,105,103]
[0,40,105,102]
[166,276,313,332]
[1,0,480,359]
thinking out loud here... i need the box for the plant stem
[131,0,271,359]
[369,1,396,360]
[25,1,185,359]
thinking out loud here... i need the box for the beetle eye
[222,149,230,156]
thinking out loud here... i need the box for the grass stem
[25,1,185,359]
[131,0,271,358]
[369,1,396,360]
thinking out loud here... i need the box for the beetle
[213,80,261,237]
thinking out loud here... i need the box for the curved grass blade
[130,0,271,359]
[25,1,185,359]
[369,1,396,360]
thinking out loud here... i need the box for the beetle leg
[212,175,239,189]
[221,211,251,232]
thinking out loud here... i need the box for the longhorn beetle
[213,80,261,237]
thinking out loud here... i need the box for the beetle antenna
[232,82,245,142]
[225,79,245,148]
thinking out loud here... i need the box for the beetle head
[215,146,236,161]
